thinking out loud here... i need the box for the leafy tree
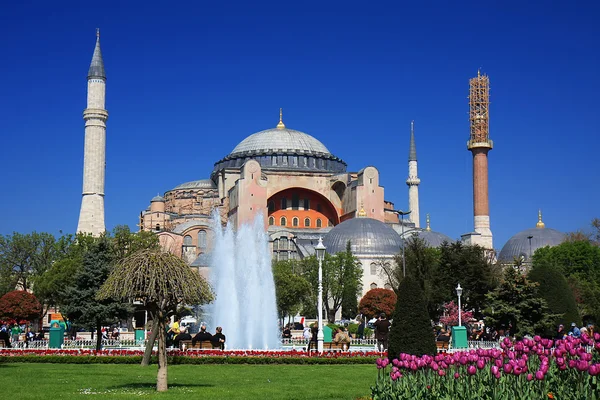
[111,225,159,261]
[439,301,473,327]
[97,249,214,392]
[388,275,436,360]
[437,241,498,319]
[0,232,58,293]
[358,288,396,319]
[301,242,363,322]
[484,267,557,338]
[272,260,312,324]
[533,239,600,322]
[61,237,131,351]
[0,290,42,323]
[528,264,581,333]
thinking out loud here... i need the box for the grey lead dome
[324,217,403,256]
[230,127,331,156]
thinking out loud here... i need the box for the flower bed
[0,349,382,365]
[372,334,600,399]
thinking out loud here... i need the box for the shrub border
[0,355,378,365]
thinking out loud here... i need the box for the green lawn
[0,363,376,399]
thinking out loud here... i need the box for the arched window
[268,216,275,226]
[316,218,322,228]
[197,230,207,249]
[292,217,299,227]
[281,198,287,210]
[292,194,299,210]
[304,218,310,227]
[370,283,378,290]
[370,262,377,275]
[155,224,161,231]
[303,198,310,210]
[280,237,288,250]
[268,201,275,213]
[280,217,287,226]
[184,235,192,246]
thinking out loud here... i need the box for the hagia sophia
[77,32,566,298]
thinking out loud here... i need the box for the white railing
[8,339,147,349]
[281,338,378,347]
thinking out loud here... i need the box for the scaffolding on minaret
[468,70,493,149]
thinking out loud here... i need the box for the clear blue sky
[1,1,598,250]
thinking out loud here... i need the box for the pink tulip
[526,373,533,381]
[503,363,513,374]
[576,361,589,372]
[589,364,599,376]
[535,370,545,380]
[477,359,486,370]
[491,365,499,375]
[438,369,446,377]
[454,372,460,379]
[467,365,477,375]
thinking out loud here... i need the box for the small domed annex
[323,215,402,255]
[402,214,454,248]
[498,210,565,263]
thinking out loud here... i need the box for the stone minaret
[77,29,108,236]
[467,71,493,249]
[406,121,420,227]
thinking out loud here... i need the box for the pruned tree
[97,249,214,392]
[358,288,397,319]
[0,290,42,323]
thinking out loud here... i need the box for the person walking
[374,313,391,352]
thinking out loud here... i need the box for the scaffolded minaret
[406,121,420,228]
[77,29,108,236]
[467,70,493,249]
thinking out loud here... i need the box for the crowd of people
[0,323,42,348]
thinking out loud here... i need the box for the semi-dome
[323,217,402,256]
[230,127,330,156]
[151,195,165,202]
[498,211,565,263]
[171,179,216,190]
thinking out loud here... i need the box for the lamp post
[527,235,533,264]
[395,210,412,277]
[314,237,327,353]
[456,283,463,326]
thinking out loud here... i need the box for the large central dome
[230,127,331,156]
[213,113,346,175]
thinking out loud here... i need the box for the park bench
[308,342,349,352]
[179,340,222,350]
[436,341,449,352]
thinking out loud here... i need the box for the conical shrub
[388,275,436,360]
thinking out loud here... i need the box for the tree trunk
[96,323,102,351]
[141,318,159,367]
[156,314,168,392]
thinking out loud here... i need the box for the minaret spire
[409,120,417,161]
[406,120,421,227]
[77,30,108,236]
[88,28,105,79]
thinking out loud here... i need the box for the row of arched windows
[268,216,323,228]
[183,230,207,249]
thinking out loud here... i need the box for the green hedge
[0,355,378,365]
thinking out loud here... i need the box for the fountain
[209,212,280,349]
